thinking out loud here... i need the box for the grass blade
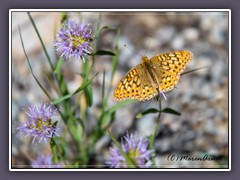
[107,99,135,114]
[27,12,54,71]
[73,73,98,95]
[100,99,135,129]
[54,57,63,76]
[50,139,58,163]
[102,71,106,101]
[111,29,120,82]
[51,73,98,105]
[85,85,93,107]
[18,26,52,100]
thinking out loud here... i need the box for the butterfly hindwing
[113,65,141,101]
[113,64,157,101]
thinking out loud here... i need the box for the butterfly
[113,50,193,101]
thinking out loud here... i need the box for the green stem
[79,13,104,165]
[25,14,80,154]
[149,96,162,167]
[153,96,162,141]
[108,130,135,168]
[85,12,102,78]
[50,138,67,166]
[157,97,162,124]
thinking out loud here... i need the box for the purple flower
[17,103,61,143]
[32,154,64,168]
[106,132,153,168]
[54,20,94,62]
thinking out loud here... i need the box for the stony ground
[11,11,229,168]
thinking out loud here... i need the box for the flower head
[106,132,153,168]
[54,20,94,62]
[17,103,61,143]
[32,154,63,168]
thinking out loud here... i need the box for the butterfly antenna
[123,44,144,57]
[145,35,153,56]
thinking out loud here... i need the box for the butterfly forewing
[150,50,193,92]
[113,64,157,101]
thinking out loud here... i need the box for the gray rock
[171,35,185,50]
[183,28,199,42]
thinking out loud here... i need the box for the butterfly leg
[161,91,167,100]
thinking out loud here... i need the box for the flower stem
[149,95,162,167]
[157,96,162,124]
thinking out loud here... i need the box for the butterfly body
[113,50,193,101]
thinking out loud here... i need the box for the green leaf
[67,117,81,143]
[76,117,84,130]
[61,12,68,24]
[100,100,135,129]
[78,73,86,79]
[85,85,93,107]
[136,108,159,119]
[54,57,63,75]
[93,50,116,56]
[81,59,89,78]
[94,24,116,43]
[50,138,56,148]
[53,59,69,96]
[51,94,72,105]
[73,73,97,95]
[108,111,116,129]
[107,99,135,114]
[76,123,83,141]
[100,111,116,131]
[100,111,113,130]
[50,139,58,163]
[51,73,98,105]
[108,130,135,168]
[52,121,58,129]
[161,108,181,116]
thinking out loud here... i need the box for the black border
[10,9,230,171]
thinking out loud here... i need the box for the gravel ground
[11,11,229,168]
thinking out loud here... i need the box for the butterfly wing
[149,50,193,92]
[113,64,158,101]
